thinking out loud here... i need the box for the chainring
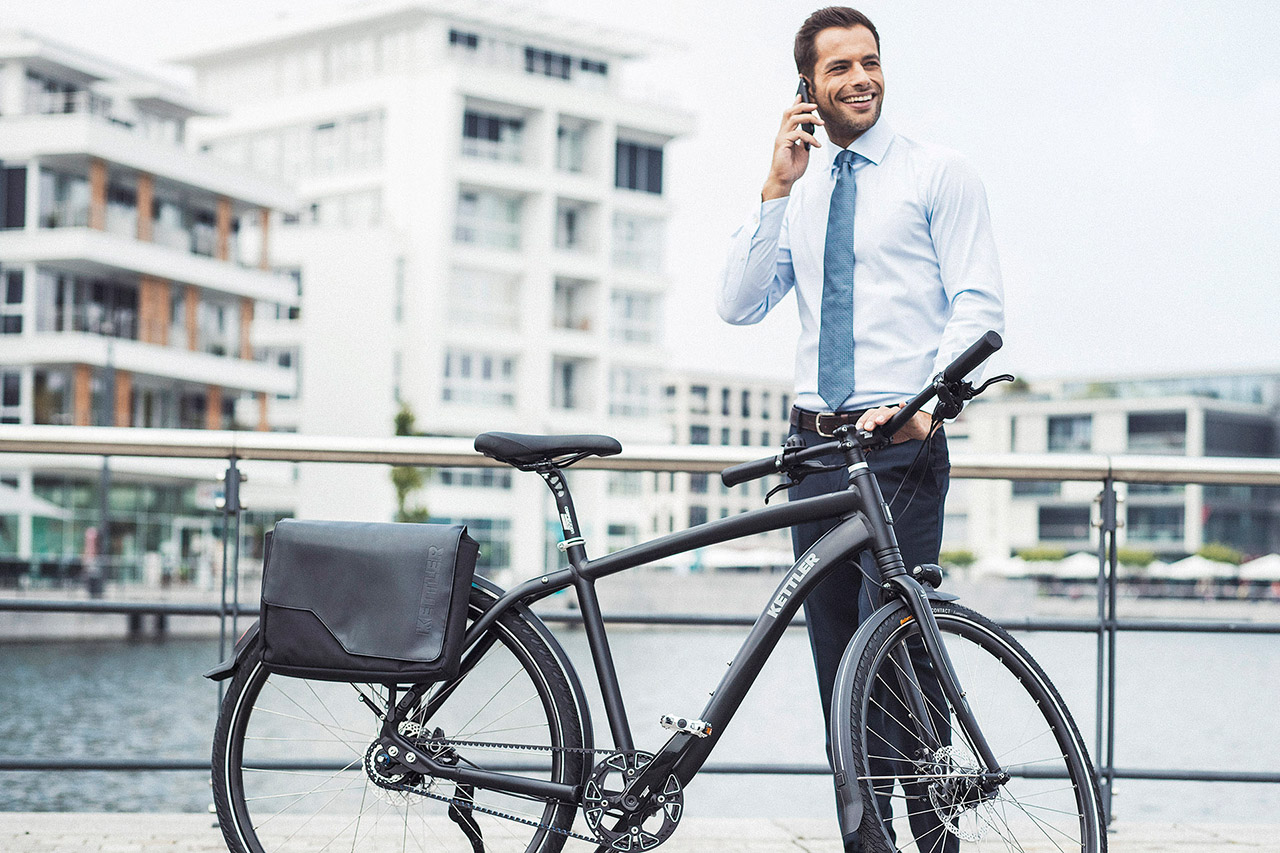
[583,751,683,851]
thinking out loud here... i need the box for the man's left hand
[855,405,934,443]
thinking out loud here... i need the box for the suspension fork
[843,436,1006,784]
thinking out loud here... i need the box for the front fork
[843,436,1008,786]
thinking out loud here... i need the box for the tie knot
[835,149,855,169]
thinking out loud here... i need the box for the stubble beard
[823,97,882,146]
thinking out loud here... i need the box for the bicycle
[207,331,1106,853]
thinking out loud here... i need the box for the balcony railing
[0,425,1278,823]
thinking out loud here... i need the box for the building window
[606,522,638,553]
[1012,480,1062,497]
[741,389,751,418]
[435,516,510,570]
[690,425,709,445]
[197,294,241,357]
[37,170,89,228]
[688,505,708,527]
[607,472,642,496]
[609,366,654,418]
[615,140,663,194]
[442,349,516,407]
[449,29,480,50]
[551,357,591,410]
[2,166,27,229]
[455,190,521,249]
[720,427,731,446]
[689,473,708,494]
[450,269,519,329]
[761,391,771,420]
[557,119,589,173]
[553,278,593,331]
[1037,506,1091,541]
[33,370,71,425]
[462,110,524,162]
[36,270,137,339]
[525,47,572,79]
[1,370,20,424]
[721,387,731,417]
[741,429,751,446]
[435,468,513,489]
[2,270,23,334]
[554,200,593,251]
[611,212,663,272]
[689,386,709,415]
[1127,412,1187,455]
[1127,506,1185,543]
[1204,413,1274,458]
[1047,415,1092,453]
[609,290,658,344]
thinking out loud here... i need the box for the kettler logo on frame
[767,553,820,618]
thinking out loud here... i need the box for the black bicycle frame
[387,440,1006,807]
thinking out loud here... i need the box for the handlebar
[721,331,1004,488]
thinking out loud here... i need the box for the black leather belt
[790,407,869,437]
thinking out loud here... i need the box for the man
[718,7,1004,851]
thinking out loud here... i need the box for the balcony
[0,333,294,396]
[0,228,295,304]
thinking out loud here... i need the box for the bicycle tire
[212,585,585,853]
[845,601,1105,853]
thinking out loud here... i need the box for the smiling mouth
[840,92,875,106]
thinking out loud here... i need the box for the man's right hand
[762,95,823,201]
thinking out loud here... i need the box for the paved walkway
[0,813,1277,852]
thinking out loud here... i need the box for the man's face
[808,25,884,146]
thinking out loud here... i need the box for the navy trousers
[789,426,955,853]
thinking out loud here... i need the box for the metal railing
[2,425,1279,818]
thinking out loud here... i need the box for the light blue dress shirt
[718,118,1005,413]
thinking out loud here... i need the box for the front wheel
[211,585,586,853]
[845,602,1105,853]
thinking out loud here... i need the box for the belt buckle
[815,412,841,438]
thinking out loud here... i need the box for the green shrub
[939,549,976,568]
[1014,546,1068,562]
[1197,542,1244,565]
[1116,548,1156,568]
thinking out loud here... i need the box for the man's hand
[762,95,823,201]
[856,405,934,443]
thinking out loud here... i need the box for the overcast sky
[9,0,1280,384]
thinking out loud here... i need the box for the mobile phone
[796,78,815,149]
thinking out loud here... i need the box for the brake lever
[971,374,1015,396]
[764,460,846,503]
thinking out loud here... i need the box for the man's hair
[794,7,880,78]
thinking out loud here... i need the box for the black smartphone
[796,78,815,149]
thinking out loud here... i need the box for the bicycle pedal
[660,714,712,738]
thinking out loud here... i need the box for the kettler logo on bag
[767,552,820,618]
[416,545,445,635]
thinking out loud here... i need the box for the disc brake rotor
[925,744,989,842]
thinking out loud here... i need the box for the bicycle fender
[828,600,911,843]
[204,620,260,681]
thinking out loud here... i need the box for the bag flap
[262,520,473,664]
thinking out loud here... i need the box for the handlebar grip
[941,331,1003,383]
[721,455,781,487]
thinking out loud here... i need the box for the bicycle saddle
[474,432,622,468]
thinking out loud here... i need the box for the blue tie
[819,149,857,411]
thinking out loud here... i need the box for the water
[2,623,1278,822]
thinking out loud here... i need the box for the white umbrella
[1155,554,1233,581]
[0,483,69,519]
[1239,554,1280,582]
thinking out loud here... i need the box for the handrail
[1,425,1279,815]
[2,425,1280,483]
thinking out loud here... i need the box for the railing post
[216,455,243,704]
[1095,475,1119,824]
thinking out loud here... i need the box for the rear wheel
[212,586,585,853]
[846,602,1105,852]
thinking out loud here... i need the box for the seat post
[536,463,587,565]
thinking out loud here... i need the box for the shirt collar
[826,118,894,172]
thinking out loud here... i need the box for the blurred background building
[0,28,296,586]
[178,1,693,580]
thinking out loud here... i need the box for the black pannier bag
[260,520,479,682]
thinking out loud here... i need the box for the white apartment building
[659,370,795,568]
[0,30,297,585]
[948,371,1280,562]
[180,2,692,579]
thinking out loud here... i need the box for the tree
[391,403,431,523]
